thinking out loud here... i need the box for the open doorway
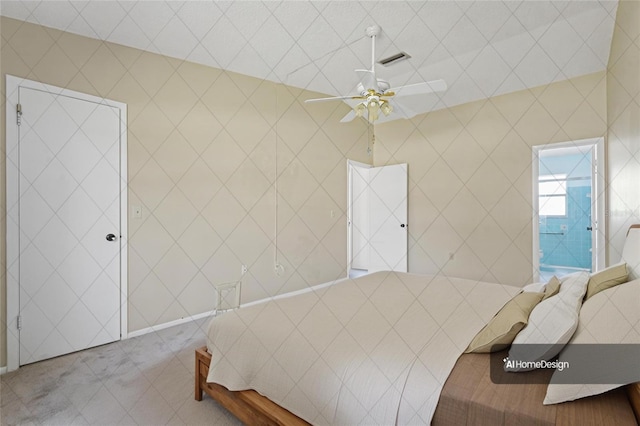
[532,138,605,282]
[347,160,371,278]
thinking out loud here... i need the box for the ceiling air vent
[378,52,411,66]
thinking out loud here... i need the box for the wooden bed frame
[196,347,639,425]
[195,347,309,425]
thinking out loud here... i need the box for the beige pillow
[542,276,561,300]
[522,281,546,293]
[585,263,628,300]
[465,292,544,353]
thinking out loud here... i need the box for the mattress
[433,351,638,426]
[205,271,519,425]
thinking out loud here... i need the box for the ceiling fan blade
[389,100,418,120]
[305,95,361,103]
[355,69,379,91]
[340,110,357,123]
[392,80,447,97]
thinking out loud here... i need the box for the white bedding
[206,271,519,425]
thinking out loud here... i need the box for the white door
[17,86,122,365]
[368,164,408,272]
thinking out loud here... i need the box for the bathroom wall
[538,153,593,270]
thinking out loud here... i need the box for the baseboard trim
[240,277,344,309]
[0,366,7,375]
[126,276,348,339]
[127,309,216,339]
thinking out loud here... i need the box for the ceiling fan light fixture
[368,101,379,122]
[380,101,393,116]
[355,102,366,118]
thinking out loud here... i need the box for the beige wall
[0,17,371,366]
[374,72,607,286]
[607,1,640,263]
[2,3,638,368]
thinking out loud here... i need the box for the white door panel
[58,189,103,239]
[84,160,120,211]
[18,87,121,365]
[19,187,54,241]
[57,132,103,182]
[33,215,78,267]
[19,245,54,296]
[35,272,77,324]
[369,163,408,273]
[18,131,54,183]
[57,246,103,295]
[33,159,79,211]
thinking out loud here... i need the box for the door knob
[400,224,406,228]
[106,233,117,241]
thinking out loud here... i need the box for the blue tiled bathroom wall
[539,185,592,269]
[539,153,592,271]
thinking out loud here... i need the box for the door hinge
[16,103,22,126]
[17,315,22,331]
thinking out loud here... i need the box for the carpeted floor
[0,317,242,425]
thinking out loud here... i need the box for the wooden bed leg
[194,347,309,425]
[195,348,203,401]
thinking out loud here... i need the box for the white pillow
[621,227,640,280]
[508,271,590,369]
[544,279,640,404]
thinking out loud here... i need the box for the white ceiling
[0,1,618,121]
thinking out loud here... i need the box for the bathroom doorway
[532,138,605,282]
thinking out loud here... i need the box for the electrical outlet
[241,265,248,275]
[330,210,335,218]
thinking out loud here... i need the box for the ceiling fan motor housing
[365,25,381,37]
[377,80,390,93]
[358,80,390,96]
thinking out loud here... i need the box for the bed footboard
[628,383,640,423]
[195,347,309,426]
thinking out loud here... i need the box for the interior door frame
[347,160,372,277]
[531,137,605,282]
[5,75,128,372]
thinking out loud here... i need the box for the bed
[195,227,640,425]
[196,349,640,425]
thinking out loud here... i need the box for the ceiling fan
[305,25,447,123]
